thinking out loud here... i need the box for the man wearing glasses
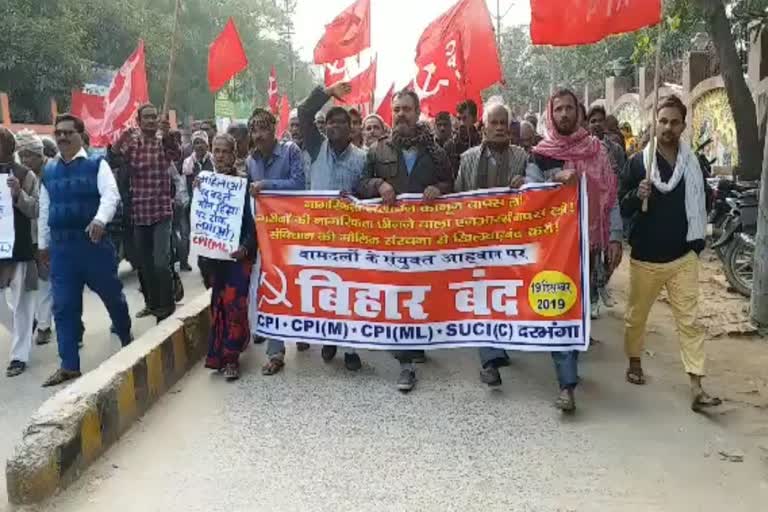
[38,114,132,387]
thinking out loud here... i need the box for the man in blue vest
[38,114,132,387]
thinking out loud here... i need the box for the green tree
[0,0,316,123]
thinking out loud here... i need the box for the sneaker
[590,301,600,320]
[321,345,338,362]
[35,328,52,346]
[344,353,362,371]
[296,342,311,352]
[136,308,152,319]
[480,367,502,387]
[180,263,193,272]
[397,369,417,392]
[6,360,26,378]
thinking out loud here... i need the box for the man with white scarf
[619,95,719,412]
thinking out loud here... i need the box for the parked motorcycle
[711,187,759,297]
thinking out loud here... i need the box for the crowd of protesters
[0,81,718,413]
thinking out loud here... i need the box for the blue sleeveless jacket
[43,155,102,243]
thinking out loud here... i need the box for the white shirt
[38,148,121,250]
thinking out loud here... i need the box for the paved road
[0,262,205,507]
[41,308,768,512]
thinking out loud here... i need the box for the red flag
[208,18,249,93]
[375,83,394,127]
[413,0,501,116]
[93,40,149,147]
[341,58,377,106]
[277,95,291,138]
[530,0,661,46]
[268,66,279,114]
[314,0,371,64]
[71,91,106,140]
[324,59,350,87]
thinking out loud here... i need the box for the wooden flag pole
[643,19,665,212]
[162,0,182,116]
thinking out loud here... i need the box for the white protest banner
[0,179,15,259]
[190,171,246,260]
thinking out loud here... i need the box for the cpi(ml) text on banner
[190,171,247,260]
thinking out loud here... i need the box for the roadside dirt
[603,249,768,463]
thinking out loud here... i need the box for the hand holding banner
[190,171,247,260]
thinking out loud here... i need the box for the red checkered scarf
[532,96,617,249]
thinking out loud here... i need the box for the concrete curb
[5,291,211,506]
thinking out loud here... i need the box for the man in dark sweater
[358,89,453,393]
[619,95,719,412]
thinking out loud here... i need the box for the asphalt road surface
[39,308,768,512]
[0,261,205,508]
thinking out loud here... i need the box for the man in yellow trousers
[619,95,720,412]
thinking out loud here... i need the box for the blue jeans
[478,348,579,390]
[51,238,132,372]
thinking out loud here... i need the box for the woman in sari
[198,133,256,381]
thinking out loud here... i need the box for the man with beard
[246,108,305,376]
[358,89,453,393]
[434,111,453,150]
[620,95,719,412]
[38,114,131,386]
[453,100,529,387]
[445,100,482,173]
[297,81,368,371]
[362,114,388,148]
[526,89,623,413]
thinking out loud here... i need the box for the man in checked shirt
[112,104,181,322]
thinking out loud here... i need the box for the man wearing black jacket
[619,95,719,412]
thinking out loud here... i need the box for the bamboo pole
[643,21,665,212]
[162,0,182,116]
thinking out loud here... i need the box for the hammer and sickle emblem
[413,62,450,99]
[259,266,292,308]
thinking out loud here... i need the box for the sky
[292,0,532,105]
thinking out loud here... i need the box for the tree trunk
[697,0,762,180]
[751,127,768,327]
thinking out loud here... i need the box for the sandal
[691,392,722,412]
[261,358,285,376]
[626,360,646,386]
[223,364,240,382]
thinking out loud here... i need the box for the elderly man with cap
[179,131,213,271]
[0,128,40,377]
[15,130,54,347]
[314,111,326,136]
